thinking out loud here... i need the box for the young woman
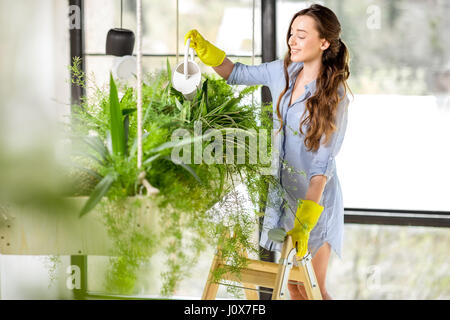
[185,4,351,300]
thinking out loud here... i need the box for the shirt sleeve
[307,90,349,183]
[226,59,283,88]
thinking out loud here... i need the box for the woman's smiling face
[288,15,329,63]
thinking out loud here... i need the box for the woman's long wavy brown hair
[275,4,352,152]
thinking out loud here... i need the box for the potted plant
[65,56,278,297]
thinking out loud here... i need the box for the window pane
[178,0,262,57]
[84,0,116,54]
[327,224,449,299]
[85,55,262,96]
[85,0,262,56]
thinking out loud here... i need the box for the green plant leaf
[106,131,113,156]
[143,153,162,166]
[71,151,104,166]
[80,135,110,163]
[174,98,183,111]
[200,93,207,117]
[180,101,191,123]
[124,114,130,155]
[120,87,134,107]
[122,108,137,117]
[129,132,150,160]
[204,97,239,118]
[169,86,185,102]
[201,79,209,108]
[218,166,225,198]
[184,101,191,122]
[162,155,202,183]
[166,57,172,83]
[109,73,126,157]
[143,72,163,126]
[79,172,116,218]
[70,163,102,181]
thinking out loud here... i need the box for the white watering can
[171,38,202,101]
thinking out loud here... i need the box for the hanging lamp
[106,0,137,81]
[106,0,135,56]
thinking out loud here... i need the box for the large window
[277,0,450,212]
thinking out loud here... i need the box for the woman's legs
[288,242,333,300]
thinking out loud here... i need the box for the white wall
[0,0,71,299]
[0,0,70,152]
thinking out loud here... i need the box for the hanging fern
[67,57,278,298]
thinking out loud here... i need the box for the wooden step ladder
[202,231,322,300]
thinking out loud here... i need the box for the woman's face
[288,15,329,63]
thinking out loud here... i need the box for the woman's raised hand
[184,29,226,67]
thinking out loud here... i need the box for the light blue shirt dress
[226,59,349,260]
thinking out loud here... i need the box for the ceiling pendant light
[106,0,135,56]
[106,0,136,82]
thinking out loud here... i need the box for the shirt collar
[288,61,317,94]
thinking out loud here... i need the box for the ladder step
[217,263,276,288]
[216,259,307,289]
[201,233,322,300]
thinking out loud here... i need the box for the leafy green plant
[76,74,134,217]
[68,57,278,297]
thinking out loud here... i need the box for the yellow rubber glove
[184,29,226,67]
[287,199,325,258]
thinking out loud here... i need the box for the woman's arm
[212,57,235,80]
[305,175,327,204]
